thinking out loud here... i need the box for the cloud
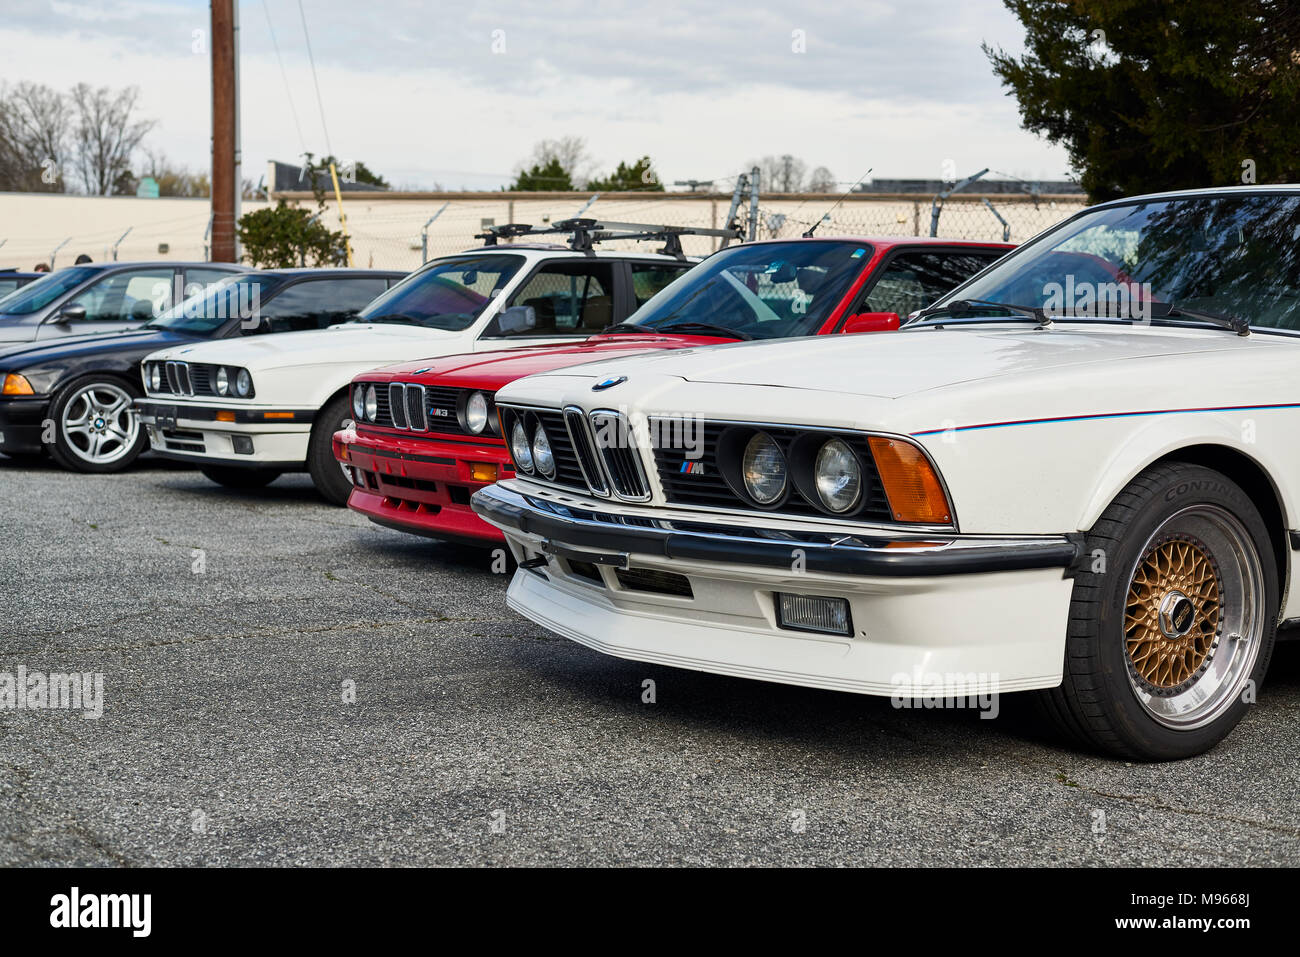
[0,0,1071,189]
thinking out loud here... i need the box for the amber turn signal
[2,374,35,396]
[215,410,236,423]
[867,436,953,525]
[470,462,500,483]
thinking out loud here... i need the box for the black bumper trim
[349,445,457,467]
[472,484,1080,577]
[150,447,305,471]
[135,399,316,425]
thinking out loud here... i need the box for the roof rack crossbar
[473,219,742,258]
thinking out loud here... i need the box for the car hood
[0,316,41,343]
[362,333,724,389]
[0,328,198,371]
[512,325,1251,399]
[145,321,458,371]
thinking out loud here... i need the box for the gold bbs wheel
[1122,505,1265,730]
[1125,536,1222,693]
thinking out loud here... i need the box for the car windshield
[147,274,285,334]
[922,192,1300,331]
[0,266,99,315]
[618,240,872,339]
[355,253,525,330]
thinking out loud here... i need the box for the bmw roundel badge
[592,375,627,391]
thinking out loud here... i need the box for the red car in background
[334,236,1013,545]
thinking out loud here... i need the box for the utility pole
[210,0,239,262]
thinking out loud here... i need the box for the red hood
[353,333,731,389]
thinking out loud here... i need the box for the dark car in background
[0,270,43,300]
[0,267,405,472]
[0,261,249,345]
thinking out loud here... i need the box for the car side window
[72,267,177,322]
[629,263,692,306]
[857,252,1002,318]
[184,267,238,294]
[494,262,615,336]
[257,278,389,332]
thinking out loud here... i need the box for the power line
[296,0,333,157]
[263,0,307,156]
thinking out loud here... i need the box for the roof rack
[474,218,742,260]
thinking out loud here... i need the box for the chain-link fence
[316,192,1087,270]
[0,191,1086,274]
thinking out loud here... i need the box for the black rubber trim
[1290,530,1300,550]
[351,445,456,467]
[135,400,316,424]
[472,485,1079,577]
[150,448,305,470]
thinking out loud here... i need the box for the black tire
[46,375,148,474]
[200,465,282,489]
[1037,463,1278,760]
[307,393,354,506]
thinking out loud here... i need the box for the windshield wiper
[1154,303,1250,337]
[655,321,753,340]
[599,320,654,334]
[362,312,423,326]
[914,299,1052,328]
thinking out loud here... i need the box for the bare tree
[69,84,155,195]
[520,136,595,188]
[750,154,808,193]
[140,148,210,197]
[0,81,71,192]
[807,166,836,192]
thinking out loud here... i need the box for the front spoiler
[471,483,1081,577]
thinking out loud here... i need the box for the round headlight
[148,363,161,391]
[531,424,555,478]
[364,385,377,422]
[465,391,489,434]
[742,432,787,505]
[814,439,862,513]
[352,386,366,421]
[510,419,534,472]
[215,366,229,396]
[235,368,252,397]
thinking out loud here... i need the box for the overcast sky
[2,0,1074,191]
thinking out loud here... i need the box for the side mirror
[497,304,537,335]
[842,311,901,334]
[51,303,87,324]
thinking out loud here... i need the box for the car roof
[446,246,696,262]
[1085,183,1300,210]
[254,268,407,278]
[734,236,1016,250]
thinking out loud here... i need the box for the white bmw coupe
[474,186,1300,760]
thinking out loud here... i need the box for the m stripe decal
[912,402,1300,437]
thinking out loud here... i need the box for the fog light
[775,593,852,636]
[231,435,254,455]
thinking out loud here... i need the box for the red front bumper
[333,427,512,545]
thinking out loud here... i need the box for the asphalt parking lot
[2,454,1298,867]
